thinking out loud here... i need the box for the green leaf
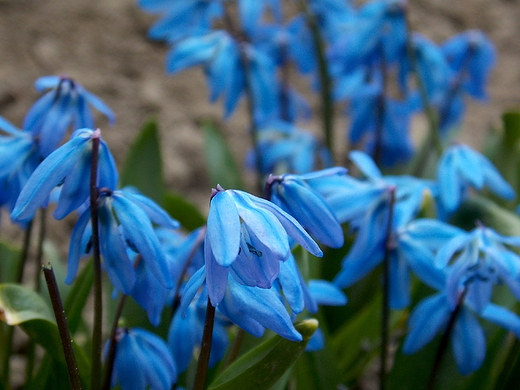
[120,117,165,204]
[202,119,244,190]
[164,191,205,231]
[208,319,318,390]
[0,284,91,388]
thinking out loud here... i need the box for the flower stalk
[193,298,216,390]
[89,130,103,390]
[43,264,83,390]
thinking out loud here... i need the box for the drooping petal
[206,189,241,267]
[112,192,173,289]
[451,307,486,375]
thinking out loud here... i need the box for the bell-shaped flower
[435,225,520,313]
[0,117,42,214]
[66,188,179,294]
[11,128,117,224]
[140,0,223,43]
[168,295,229,374]
[107,327,176,390]
[246,121,332,175]
[442,30,496,100]
[266,167,347,248]
[24,76,115,156]
[403,259,520,375]
[437,143,515,212]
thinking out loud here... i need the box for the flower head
[108,328,176,390]
[24,76,115,156]
[437,144,515,212]
[11,128,117,223]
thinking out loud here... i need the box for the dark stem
[16,218,34,283]
[297,0,335,159]
[193,299,216,390]
[89,131,103,390]
[427,288,468,390]
[222,2,263,193]
[380,187,396,390]
[34,207,47,291]
[171,227,206,317]
[373,52,388,168]
[101,294,128,390]
[43,264,83,390]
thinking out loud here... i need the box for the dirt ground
[0,0,520,215]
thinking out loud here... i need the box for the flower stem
[34,207,47,292]
[102,293,128,390]
[43,264,83,390]
[193,298,216,390]
[90,131,103,390]
[222,328,246,369]
[297,0,335,160]
[380,187,396,390]
[374,42,388,168]
[427,288,468,390]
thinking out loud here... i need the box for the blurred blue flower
[0,117,41,214]
[437,143,515,212]
[66,188,178,294]
[266,167,346,248]
[435,225,520,313]
[11,128,117,223]
[403,257,520,375]
[442,30,496,100]
[246,121,332,175]
[166,31,278,122]
[108,327,176,390]
[168,296,229,374]
[139,0,223,42]
[24,75,115,157]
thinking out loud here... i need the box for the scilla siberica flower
[437,143,515,212]
[11,128,117,224]
[0,117,41,214]
[403,252,520,375]
[108,327,176,390]
[180,186,322,341]
[66,188,178,294]
[24,76,115,157]
[265,167,346,248]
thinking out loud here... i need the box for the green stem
[221,328,246,369]
[34,207,47,292]
[373,42,388,168]
[43,264,83,390]
[298,0,335,159]
[89,132,103,390]
[380,187,396,390]
[193,299,216,390]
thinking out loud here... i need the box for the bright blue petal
[451,307,486,375]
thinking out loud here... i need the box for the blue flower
[140,0,223,43]
[247,121,332,175]
[0,117,41,213]
[11,128,117,223]
[266,167,346,248]
[202,186,322,305]
[168,295,229,374]
[166,31,278,121]
[435,225,520,313]
[437,143,515,212]
[442,30,496,100]
[108,327,176,390]
[24,76,115,156]
[66,188,178,293]
[403,263,520,375]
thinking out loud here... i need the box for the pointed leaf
[202,119,244,190]
[120,117,165,204]
[208,319,318,390]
